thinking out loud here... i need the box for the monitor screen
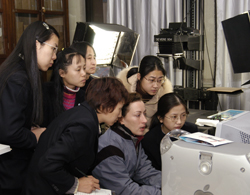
[222,11,250,73]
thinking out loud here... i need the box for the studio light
[73,22,140,76]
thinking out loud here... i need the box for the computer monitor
[215,111,250,143]
[222,11,250,73]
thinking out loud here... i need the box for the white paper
[75,188,112,195]
[195,118,219,127]
[180,132,233,147]
[0,144,11,155]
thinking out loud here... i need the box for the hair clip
[18,53,24,60]
[43,22,49,30]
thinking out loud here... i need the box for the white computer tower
[161,135,250,195]
[215,111,250,143]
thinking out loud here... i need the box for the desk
[186,109,218,135]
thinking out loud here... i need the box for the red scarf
[135,135,144,148]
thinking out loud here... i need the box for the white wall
[203,0,216,88]
[68,0,86,44]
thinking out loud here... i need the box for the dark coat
[42,81,85,127]
[0,62,37,190]
[141,122,198,171]
[23,101,99,195]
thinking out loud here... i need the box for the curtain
[106,0,250,111]
[106,0,182,80]
[216,0,250,111]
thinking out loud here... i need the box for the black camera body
[154,22,202,54]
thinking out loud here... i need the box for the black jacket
[23,101,99,195]
[42,81,85,127]
[0,62,37,190]
[142,122,198,171]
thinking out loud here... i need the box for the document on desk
[207,109,245,120]
[180,132,233,147]
[0,144,11,155]
[75,188,112,195]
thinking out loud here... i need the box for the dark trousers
[0,188,21,195]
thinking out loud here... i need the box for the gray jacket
[92,125,161,195]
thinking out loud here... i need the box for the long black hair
[0,21,59,125]
[150,92,189,129]
[69,41,96,58]
[49,47,84,118]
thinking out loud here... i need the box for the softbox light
[73,22,140,73]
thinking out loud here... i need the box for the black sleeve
[38,125,95,194]
[42,82,56,127]
[141,131,162,171]
[182,121,198,133]
[0,72,37,149]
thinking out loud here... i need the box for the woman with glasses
[117,55,173,133]
[0,21,59,195]
[141,92,198,171]
[42,46,86,127]
[92,93,161,195]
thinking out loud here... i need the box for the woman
[92,93,161,195]
[0,21,59,194]
[23,77,129,195]
[70,41,97,92]
[42,47,86,127]
[141,92,198,171]
[117,55,172,133]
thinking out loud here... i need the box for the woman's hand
[78,175,100,193]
